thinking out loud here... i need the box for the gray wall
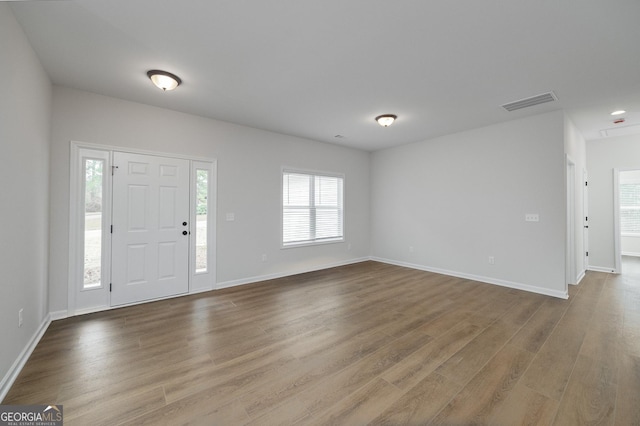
[370,110,568,297]
[0,4,52,391]
[587,134,640,270]
[49,86,371,314]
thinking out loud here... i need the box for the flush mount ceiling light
[611,110,626,116]
[376,114,397,127]
[147,70,181,91]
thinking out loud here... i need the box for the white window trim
[281,167,345,249]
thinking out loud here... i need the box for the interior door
[584,170,589,271]
[111,152,190,306]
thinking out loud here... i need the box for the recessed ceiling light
[611,110,626,116]
[147,70,182,91]
[375,114,397,127]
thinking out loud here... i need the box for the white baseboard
[188,286,214,295]
[587,265,618,273]
[575,270,586,285]
[74,305,112,316]
[216,257,370,290]
[49,310,68,321]
[0,314,51,402]
[371,257,569,299]
[622,251,640,257]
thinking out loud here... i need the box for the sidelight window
[195,168,209,273]
[83,158,104,288]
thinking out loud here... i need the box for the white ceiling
[10,0,640,151]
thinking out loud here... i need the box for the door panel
[111,152,190,306]
[159,186,177,228]
[128,185,148,230]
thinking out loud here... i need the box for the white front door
[111,152,190,306]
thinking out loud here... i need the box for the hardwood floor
[4,260,640,425]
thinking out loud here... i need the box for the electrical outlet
[525,213,539,222]
[19,308,23,327]
[488,256,495,265]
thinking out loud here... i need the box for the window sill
[282,238,344,249]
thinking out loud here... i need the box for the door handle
[183,221,188,226]
[182,230,188,235]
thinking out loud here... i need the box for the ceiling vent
[501,91,557,112]
[599,124,640,138]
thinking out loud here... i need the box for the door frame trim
[614,168,622,274]
[68,141,217,316]
[566,155,577,286]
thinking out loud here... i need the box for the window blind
[620,183,640,234]
[283,171,343,246]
